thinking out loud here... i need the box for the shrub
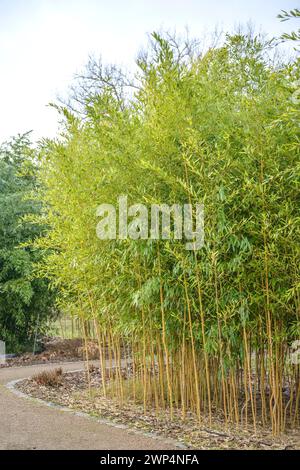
[33,368,63,387]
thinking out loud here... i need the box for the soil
[16,366,300,450]
[0,337,99,368]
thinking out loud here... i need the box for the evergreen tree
[0,133,57,352]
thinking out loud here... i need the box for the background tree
[0,133,57,352]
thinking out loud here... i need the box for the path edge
[5,370,188,450]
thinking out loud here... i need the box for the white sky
[0,0,297,143]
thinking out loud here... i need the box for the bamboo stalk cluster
[34,32,299,434]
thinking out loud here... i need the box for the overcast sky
[0,0,297,143]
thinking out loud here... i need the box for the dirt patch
[16,366,300,450]
[0,337,99,368]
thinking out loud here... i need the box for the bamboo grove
[33,32,300,434]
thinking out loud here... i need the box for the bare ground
[14,366,300,450]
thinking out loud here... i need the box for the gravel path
[0,361,176,450]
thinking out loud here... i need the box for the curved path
[0,361,177,450]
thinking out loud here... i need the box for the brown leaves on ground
[0,337,99,368]
[16,367,300,451]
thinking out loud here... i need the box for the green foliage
[278,8,300,42]
[0,134,57,352]
[34,30,300,430]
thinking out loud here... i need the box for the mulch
[16,366,300,450]
[0,337,98,368]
